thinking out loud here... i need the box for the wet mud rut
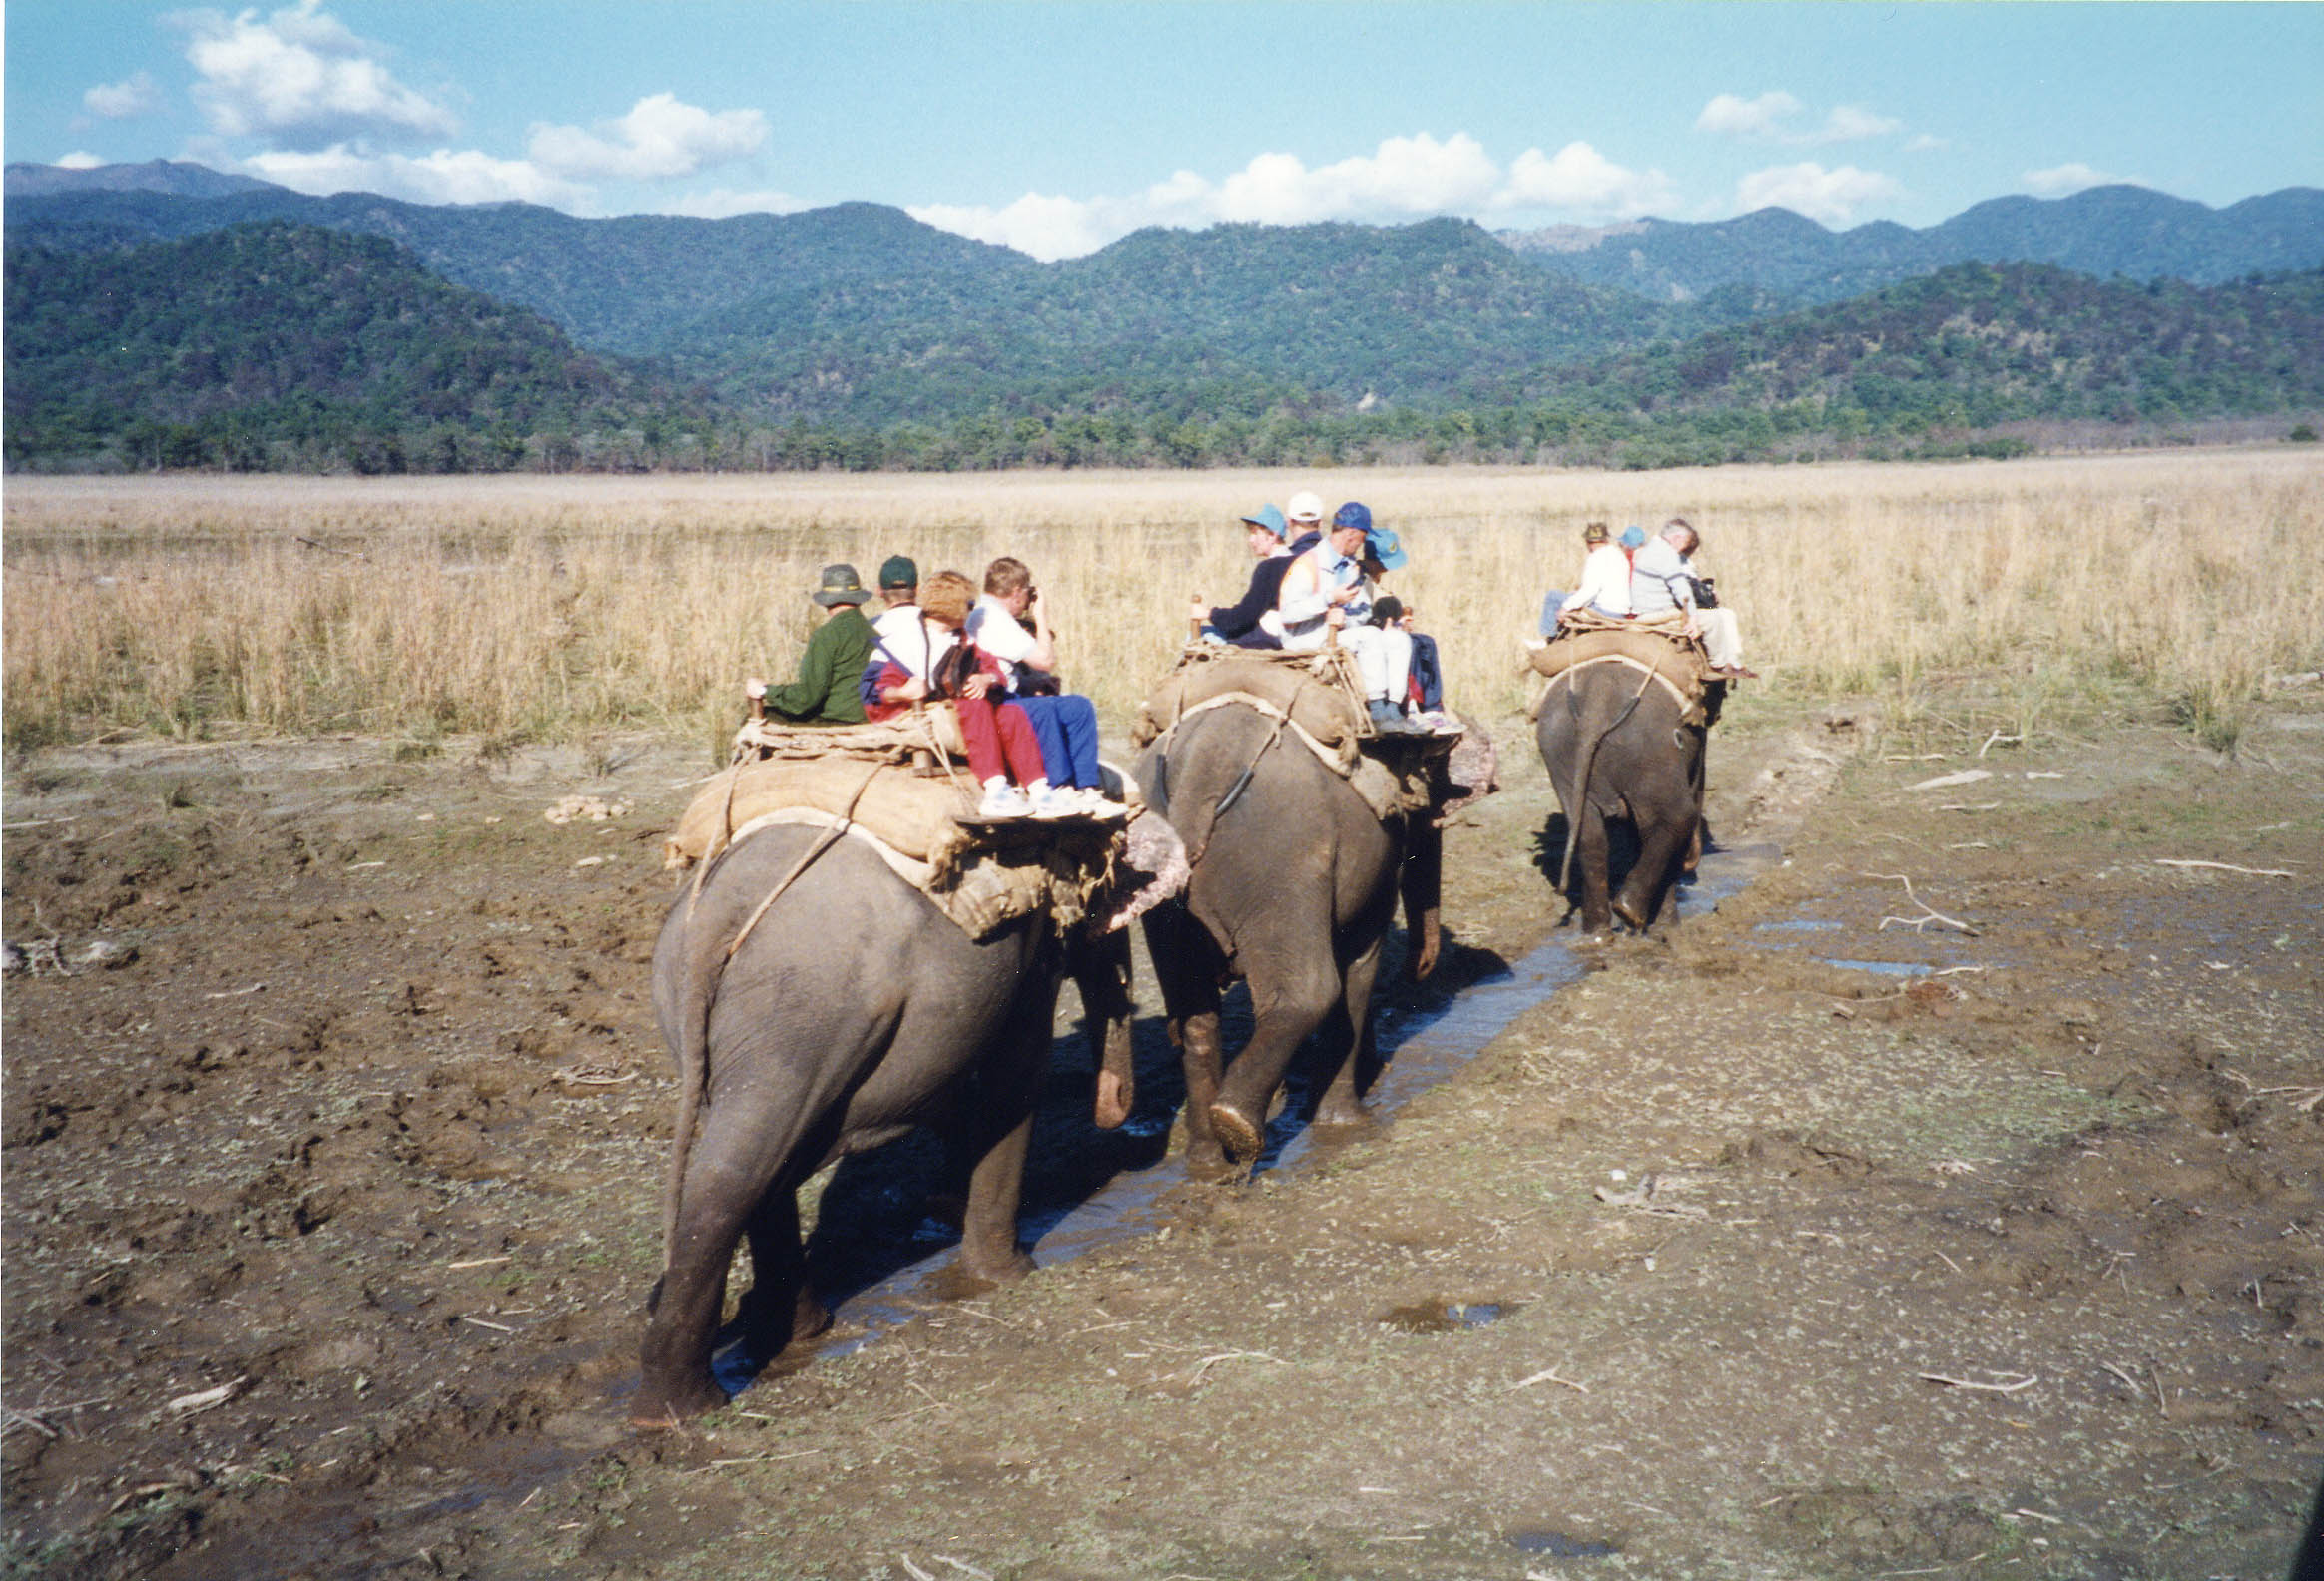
[4,693,2320,1580]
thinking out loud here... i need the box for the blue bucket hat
[1239,504,1288,540]
[1618,525,1647,550]
[1332,501,1372,534]
[1366,526,1409,572]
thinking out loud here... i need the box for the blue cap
[1619,525,1647,549]
[1332,501,1372,534]
[1239,504,1288,540]
[1366,526,1409,571]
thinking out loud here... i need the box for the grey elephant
[1535,654,1725,934]
[1135,703,1480,1173]
[635,818,1169,1425]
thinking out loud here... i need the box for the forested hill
[3,186,1036,354]
[1532,261,2324,432]
[1501,184,2324,305]
[3,223,681,471]
[660,217,1753,423]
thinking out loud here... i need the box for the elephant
[1135,702,1455,1174]
[634,818,1166,1425]
[1535,657,1725,935]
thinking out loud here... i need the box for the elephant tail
[660,925,722,1270]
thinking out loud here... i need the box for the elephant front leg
[1313,935,1383,1132]
[952,982,1056,1285]
[1175,1010,1237,1181]
[1575,803,1616,937]
[736,1186,828,1363]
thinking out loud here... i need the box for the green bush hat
[877,555,918,591]
[812,564,872,606]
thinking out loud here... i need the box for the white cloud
[84,70,164,120]
[1734,162,1902,226]
[1213,133,1502,225]
[240,143,586,208]
[1813,105,1903,144]
[1496,141,1675,219]
[661,187,812,220]
[911,133,1685,260]
[175,0,457,149]
[1697,92,1802,137]
[1699,91,1904,146]
[2023,162,2117,197]
[1905,133,1950,154]
[57,151,108,170]
[527,94,767,183]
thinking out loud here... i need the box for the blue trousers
[1010,694,1102,788]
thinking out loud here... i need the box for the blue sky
[8,2,2320,260]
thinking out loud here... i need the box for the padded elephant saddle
[1523,621,1718,729]
[1134,648,1464,824]
[663,720,1143,942]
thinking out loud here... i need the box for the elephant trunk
[1402,818,1444,982]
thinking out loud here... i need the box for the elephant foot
[1611,895,1650,931]
[1207,1099,1266,1166]
[958,1243,1036,1285]
[1313,1099,1375,1134]
[1182,1137,1243,1184]
[632,1371,728,1429]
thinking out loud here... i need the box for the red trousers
[957,695,1046,785]
[867,667,1043,785]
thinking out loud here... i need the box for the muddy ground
[3,683,2319,1581]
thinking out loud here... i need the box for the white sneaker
[1029,786,1080,819]
[977,783,1034,819]
[1074,787,1130,818]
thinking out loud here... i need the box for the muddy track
[5,696,2320,1580]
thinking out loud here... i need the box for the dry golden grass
[7,451,2321,755]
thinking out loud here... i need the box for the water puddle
[1816,957,1936,978]
[1508,1528,1621,1558]
[1380,1299,1521,1333]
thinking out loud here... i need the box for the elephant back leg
[637,1019,892,1425]
[1209,876,1345,1165]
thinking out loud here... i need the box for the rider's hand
[744,677,767,700]
[1326,606,1346,628]
[889,677,930,704]
[960,673,993,700]
[1188,597,1207,621]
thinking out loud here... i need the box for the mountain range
[6,160,2321,473]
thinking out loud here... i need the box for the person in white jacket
[1538,521,1635,634]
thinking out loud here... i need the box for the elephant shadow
[1530,810,1718,925]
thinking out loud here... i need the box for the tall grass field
[7,451,2321,757]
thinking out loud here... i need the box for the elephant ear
[1434,715,1500,822]
[1086,808,1189,934]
